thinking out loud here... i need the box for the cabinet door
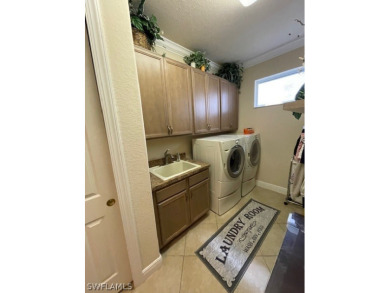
[189,179,210,223]
[157,190,190,246]
[164,59,193,136]
[191,68,208,134]
[220,79,230,131]
[206,75,221,132]
[229,82,239,130]
[220,80,238,131]
[134,48,169,138]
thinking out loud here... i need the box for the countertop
[149,159,210,192]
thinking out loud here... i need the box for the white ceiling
[132,0,305,66]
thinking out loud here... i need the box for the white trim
[85,0,161,286]
[243,37,305,69]
[256,180,287,195]
[142,254,162,275]
[156,37,221,72]
[155,37,192,59]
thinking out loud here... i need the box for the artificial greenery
[183,51,211,72]
[128,0,163,48]
[214,63,244,89]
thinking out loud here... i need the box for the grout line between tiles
[263,256,277,276]
[180,219,200,292]
[260,256,271,273]
[178,255,184,293]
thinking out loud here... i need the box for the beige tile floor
[132,186,304,293]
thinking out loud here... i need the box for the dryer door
[227,145,245,178]
[249,138,260,167]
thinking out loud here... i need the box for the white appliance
[193,136,246,215]
[219,133,261,196]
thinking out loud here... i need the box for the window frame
[254,66,305,108]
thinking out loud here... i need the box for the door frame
[85,0,162,286]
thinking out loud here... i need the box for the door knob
[106,199,116,206]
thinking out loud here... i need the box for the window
[254,66,304,108]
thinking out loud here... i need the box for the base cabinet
[189,179,210,223]
[157,190,189,246]
[153,169,210,249]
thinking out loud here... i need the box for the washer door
[249,139,260,167]
[227,145,245,178]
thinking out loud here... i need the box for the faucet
[164,149,174,165]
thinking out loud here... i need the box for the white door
[85,26,132,292]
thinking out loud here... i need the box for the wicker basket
[132,28,151,50]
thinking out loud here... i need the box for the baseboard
[141,254,163,278]
[256,180,287,195]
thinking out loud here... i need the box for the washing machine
[193,136,246,215]
[219,133,261,196]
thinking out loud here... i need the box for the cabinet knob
[230,123,232,128]
[167,125,173,135]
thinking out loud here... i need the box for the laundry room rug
[195,199,279,293]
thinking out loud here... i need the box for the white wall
[146,135,194,160]
[87,0,161,286]
[238,47,305,189]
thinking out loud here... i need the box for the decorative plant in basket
[128,0,163,50]
[183,51,211,72]
[214,62,244,89]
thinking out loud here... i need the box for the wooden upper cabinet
[191,68,221,134]
[220,79,239,131]
[134,48,169,138]
[134,47,193,138]
[134,46,239,138]
[229,82,239,130]
[220,79,230,131]
[164,59,193,136]
[207,75,221,132]
[191,69,208,133]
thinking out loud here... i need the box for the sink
[150,161,201,181]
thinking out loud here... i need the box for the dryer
[193,136,246,215]
[219,133,261,196]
